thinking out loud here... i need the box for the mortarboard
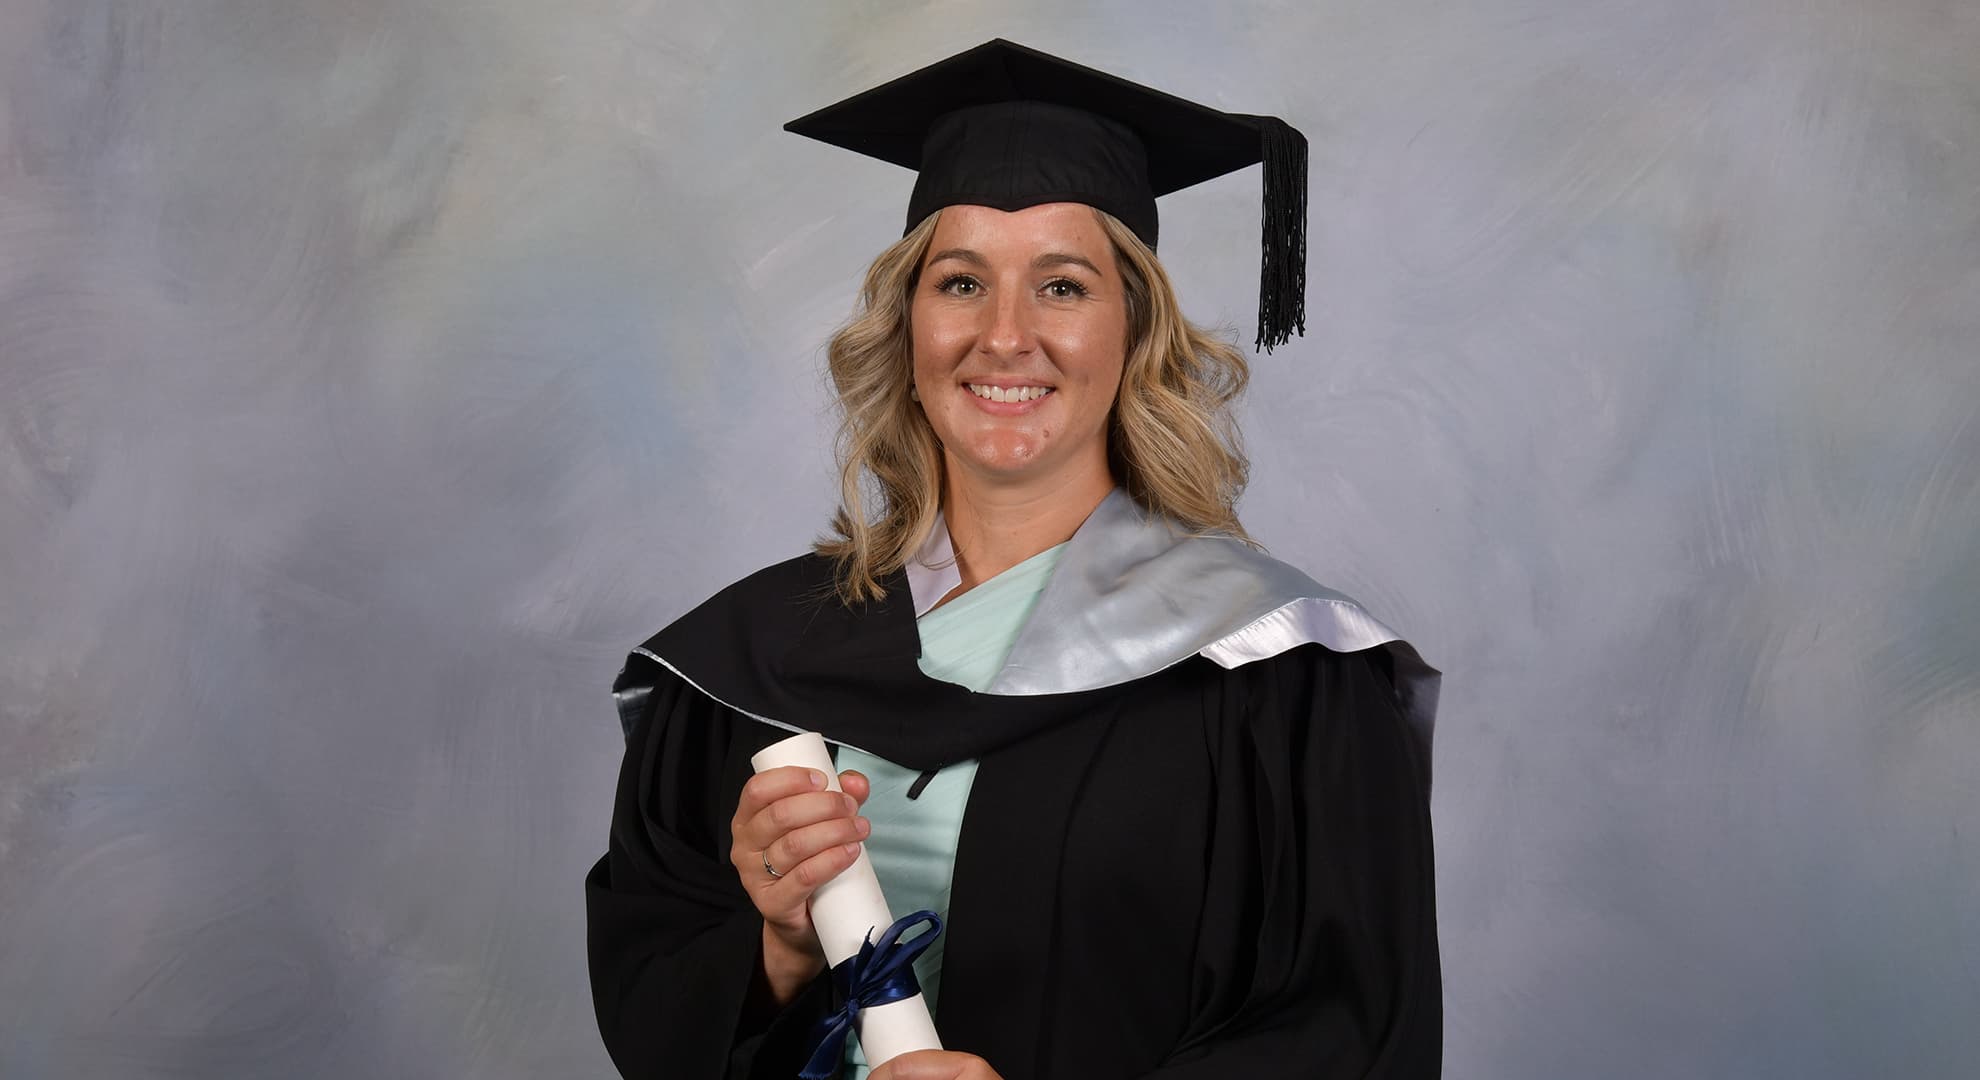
[784,38,1308,353]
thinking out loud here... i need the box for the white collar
[969,489,1440,772]
[904,513,961,617]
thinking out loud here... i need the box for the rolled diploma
[750,731,943,1067]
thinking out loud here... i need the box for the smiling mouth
[965,383,1054,403]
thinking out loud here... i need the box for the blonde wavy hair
[814,206,1253,605]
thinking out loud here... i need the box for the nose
[979,281,1037,360]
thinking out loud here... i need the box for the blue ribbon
[798,909,944,1080]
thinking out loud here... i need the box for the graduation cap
[784,38,1308,353]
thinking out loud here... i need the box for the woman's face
[910,203,1129,489]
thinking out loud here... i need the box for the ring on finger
[761,849,784,879]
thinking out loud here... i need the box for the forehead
[927,202,1112,260]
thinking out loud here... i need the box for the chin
[952,436,1052,478]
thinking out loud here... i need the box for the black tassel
[1253,116,1308,353]
[906,766,940,800]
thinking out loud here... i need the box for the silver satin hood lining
[984,488,1440,746]
[989,488,1398,693]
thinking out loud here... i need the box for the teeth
[968,384,1052,403]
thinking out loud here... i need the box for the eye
[1043,277,1089,299]
[934,273,981,297]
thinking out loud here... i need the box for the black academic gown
[584,551,1441,1080]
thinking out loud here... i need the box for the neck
[939,455,1115,599]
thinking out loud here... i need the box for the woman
[586,40,1442,1080]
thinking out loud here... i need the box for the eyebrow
[925,248,1106,278]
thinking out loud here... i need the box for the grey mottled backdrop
[2,1,1975,1077]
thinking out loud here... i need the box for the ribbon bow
[798,909,944,1080]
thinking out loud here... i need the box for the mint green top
[837,541,1068,1079]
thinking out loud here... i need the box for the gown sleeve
[1146,644,1442,1079]
[584,659,835,1079]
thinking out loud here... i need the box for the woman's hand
[869,1050,1004,1080]
[728,765,872,1003]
